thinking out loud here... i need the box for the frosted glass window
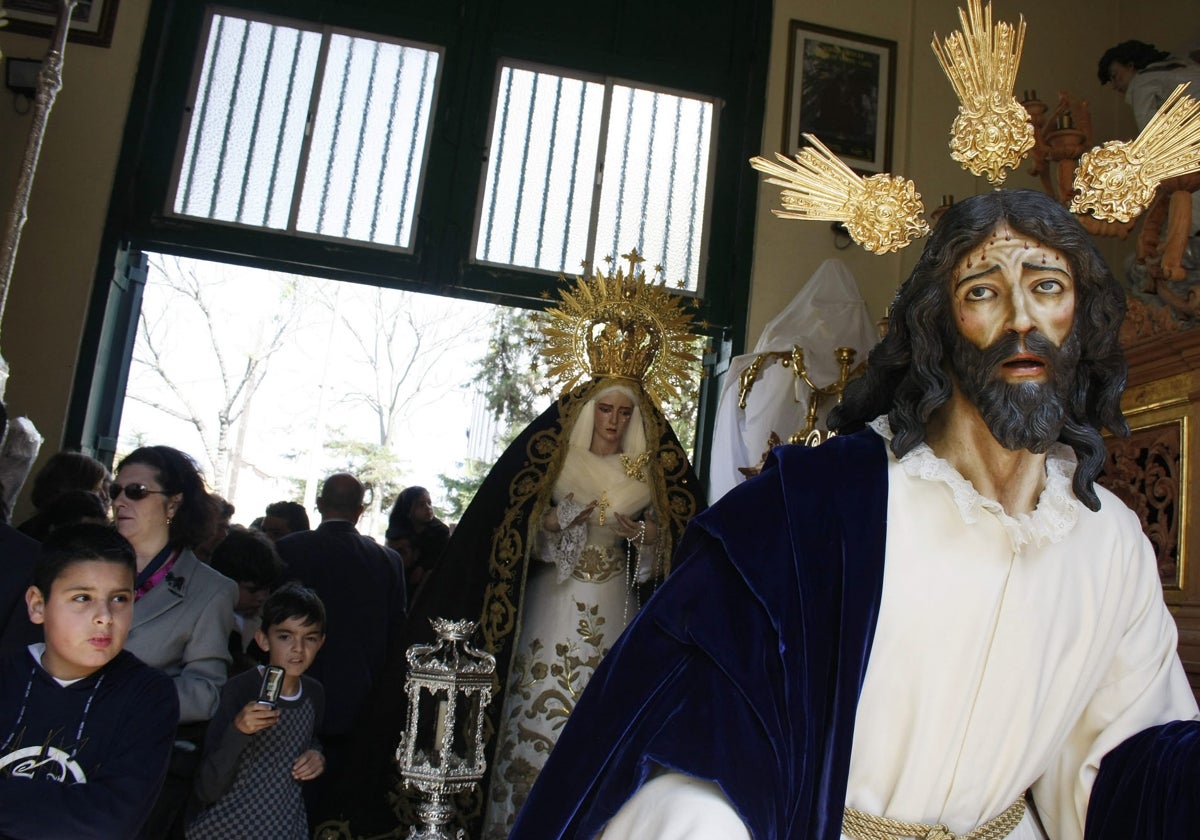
[476,68,604,274]
[476,65,716,292]
[593,86,713,292]
[172,12,441,251]
[296,34,439,245]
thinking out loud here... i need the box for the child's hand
[234,702,280,735]
[292,749,325,781]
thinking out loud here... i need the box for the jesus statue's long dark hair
[828,189,1129,510]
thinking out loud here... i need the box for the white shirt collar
[868,416,1080,552]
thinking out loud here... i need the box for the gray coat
[125,548,238,724]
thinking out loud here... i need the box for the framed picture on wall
[2,0,120,48]
[782,20,896,174]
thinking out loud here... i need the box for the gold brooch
[620,452,651,482]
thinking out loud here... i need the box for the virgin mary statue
[391,253,706,838]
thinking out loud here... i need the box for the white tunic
[484,448,653,839]
[602,424,1198,840]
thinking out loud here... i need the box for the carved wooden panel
[1096,419,1185,590]
[1121,328,1200,702]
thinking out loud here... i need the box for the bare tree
[129,255,304,495]
[317,286,472,529]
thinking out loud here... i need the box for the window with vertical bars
[171,11,441,251]
[475,64,717,293]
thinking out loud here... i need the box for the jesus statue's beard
[950,329,1081,454]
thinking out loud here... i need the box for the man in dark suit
[275,473,406,830]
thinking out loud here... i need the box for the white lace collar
[868,416,1080,552]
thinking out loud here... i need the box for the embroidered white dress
[483,446,654,839]
[601,421,1198,840]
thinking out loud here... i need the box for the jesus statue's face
[946,224,1081,453]
[950,224,1075,364]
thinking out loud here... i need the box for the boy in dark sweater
[186,583,326,839]
[0,523,179,839]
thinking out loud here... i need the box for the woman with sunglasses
[112,445,238,839]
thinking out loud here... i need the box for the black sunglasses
[109,483,170,501]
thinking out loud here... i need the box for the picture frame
[781,20,896,175]
[2,0,120,49]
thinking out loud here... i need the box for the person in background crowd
[113,445,238,839]
[196,495,235,561]
[1097,39,1200,129]
[16,451,110,542]
[276,473,405,832]
[208,526,284,676]
[186,583,326,840]
[384,486,449,601]
[261,501,310,543]
[1097,39,1200,238]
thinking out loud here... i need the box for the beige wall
[749,0,1196,344]
[0,0,1193,482]
[0,0,151,467]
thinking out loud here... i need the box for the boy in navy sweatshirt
[0,523,178,839]
[186,583,326,839]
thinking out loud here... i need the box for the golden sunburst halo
[539,249,700,407]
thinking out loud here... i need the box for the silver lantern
[396,618,496,840]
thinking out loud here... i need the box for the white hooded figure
[707,259,878,504]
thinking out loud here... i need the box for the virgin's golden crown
[540,250,699,405]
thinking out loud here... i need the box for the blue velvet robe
[511,430,1200,840]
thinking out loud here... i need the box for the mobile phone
[257,665,284,708]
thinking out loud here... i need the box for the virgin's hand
[570,500,598,528]
[543,494,597,531]
[611,512,643,540]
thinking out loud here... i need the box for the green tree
[437,457,491,521]
[323,437,405,529]
[655,335,708,456]
[473,306,545,446]
[435,307,545,515]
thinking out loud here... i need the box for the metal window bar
[391,50,436,247]
[263,29,305,228]
[559,84,590,271]
[233,24,276,223]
